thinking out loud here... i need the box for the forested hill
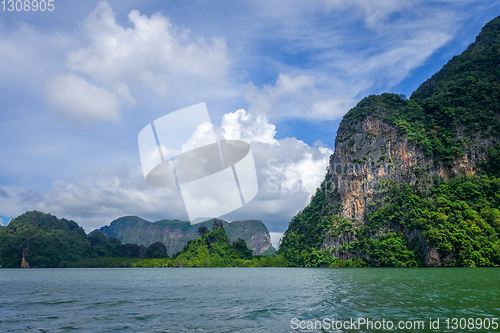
[278,16,500,267]
[95,216,276,256]
[0,211,169,268]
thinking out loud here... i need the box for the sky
[0,0,499,248]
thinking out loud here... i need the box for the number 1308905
[2,0,54,12]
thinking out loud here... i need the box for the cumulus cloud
[45,74,120,127]
[181,122,216,152]
[219,109,332,232]
[40,1,230,127]
[221,109,277,144]
[68,1,229,92]
[221,109,332,199]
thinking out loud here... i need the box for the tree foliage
[171,222,288,267]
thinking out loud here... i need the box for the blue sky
[1,0,499,247]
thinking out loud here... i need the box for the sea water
[1,268,499,332]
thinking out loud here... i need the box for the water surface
[1,268,499,332]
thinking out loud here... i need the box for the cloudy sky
[0,0,499,248]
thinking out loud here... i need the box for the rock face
[95,217,276,256]
[328,115,492,222]
[21,249,30,268]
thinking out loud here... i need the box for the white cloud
[0,217,3,227]
[221,109,277,144]
[45,74,120,127]
[220,109,332,232]
[240,1,467,121]
[181,122,216,152]
[221,109,332,220]
[67,1,229,91]
[311,98,355,119]
[279,147,332,195]
[243,73,356,120]
[37,1,231,127]
[15,166,187,232]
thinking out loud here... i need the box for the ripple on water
[0,267,499,332]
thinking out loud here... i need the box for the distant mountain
[95,217,276,256]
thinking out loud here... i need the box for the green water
[0,268,499,332]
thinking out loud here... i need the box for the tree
[146,241,168,258]
[198,225,209,236]
[232,238,253,259]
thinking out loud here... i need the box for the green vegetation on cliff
[334,174,500,267]
[279,179,338,267]
[69,222,289,268]
[339,16,500,164]
[167,223,289,267]
[0,212,90,267]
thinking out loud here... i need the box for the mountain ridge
[95,216,276,256]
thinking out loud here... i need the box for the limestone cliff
[322,110,494,265]
[328,114,494,221]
